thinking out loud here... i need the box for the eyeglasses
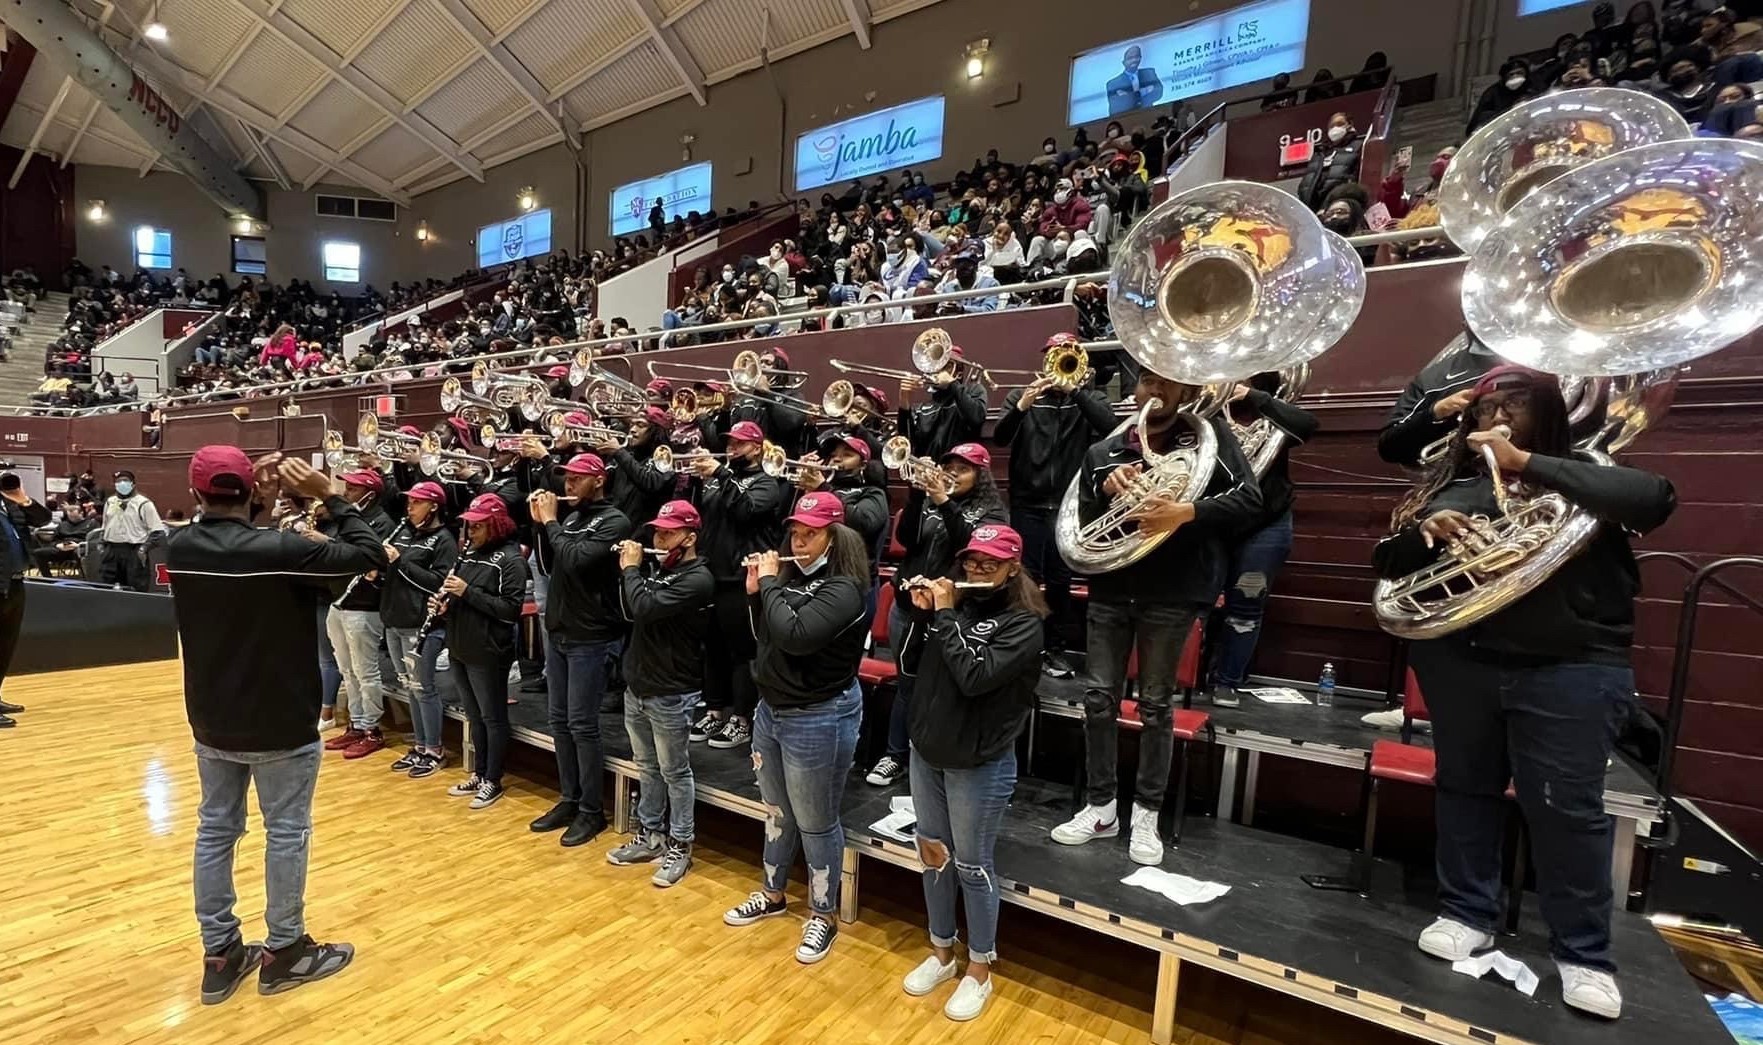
[1471,388,1533,420]
[960,556,1010,576]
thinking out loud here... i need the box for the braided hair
[1389,378,1574,531]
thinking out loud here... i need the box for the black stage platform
[15,580,179,674]
[403,688,1720,1045]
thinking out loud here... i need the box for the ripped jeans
[752,682,863,916]
[909,746,1016,963]
[1208,510,1293,691]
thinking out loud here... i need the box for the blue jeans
[327,608,386,730]
[192,741,322,953]
[910,746,1017,962]
[547,636,620,810]
[1209,510,1294,690]
[752,682,863,915]
[386,626,445,750]
[625,689,698,841]
[317,606,342,712]
[454,657,511,783]
[1412,642,1630,972]
[883,599,915,760]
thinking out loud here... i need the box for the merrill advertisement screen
[1067,0,1311,125]
[608,162,714,237]
[477,209,553,268]
[794,95,945,193]
[1517,0,1587,13]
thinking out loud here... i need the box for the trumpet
[417,432,485,478]
[321,429,368,470]
[760,441,824,483]
[440,377,508,428]
[481,424,553,453]
[544,411,626,447]
[356,414,422,458]
[881,435,953,488]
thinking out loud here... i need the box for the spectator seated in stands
[1350,51,1392,93]
[1304,68,1345,104]
[1704,84,1763,136]
[1029,179,1094,268]
[1261,71,1299,110]
[935,246,1001,314]
[1469,58,1538,134]
[33,499,95,577]
[1654,46,1718,122]
[1297,112,1365,210]
[32,367,74,408]
[1700,7,1763,62]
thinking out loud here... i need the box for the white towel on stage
[1451,950,1540,997]
[1120,867,1231,906]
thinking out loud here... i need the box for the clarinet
[334,520,405,608]
[416,534,470,639]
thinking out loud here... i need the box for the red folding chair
[858,583,898,688]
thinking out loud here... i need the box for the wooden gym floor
[0,661,1417,1045]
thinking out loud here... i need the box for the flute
[741,553,806,567]
[900,577,997,591]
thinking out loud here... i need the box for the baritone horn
[821,380,895,432]
[1374,136,1763,639]
[1054,181,1365,573]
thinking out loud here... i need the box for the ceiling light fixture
[416,221,430,242]
[517,188,536,212]
[145,1,168,41]
[87,200,107,222]
[964,39,989,80]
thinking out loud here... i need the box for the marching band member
[380,481,458,779]
[896,524,1046,1023]
[528,455,634,848]
[795,431,889,575]
[687,420,787,749]
[1377,332,1499,467]
[1372,366,1674,1020]
[598,405,677,525]
[731,347,812,455]
[1205,375,1319,706]
[866,442,1005,788]
[897,346,986,459]
[1050,370,1261,865]
[721,494,869,966]
[607,500,715,886]
[439,494,530,811]
[990,333,1119,678]
[323,468,399,760]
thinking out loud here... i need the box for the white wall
[93,311,171,395]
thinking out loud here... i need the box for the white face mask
[1505,75,1528,90]
[800,549,829,575]
[1054,189,1071,205]
[1327,125,1348,143]
[1043,144,1056,155]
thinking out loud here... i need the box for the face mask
[1043,144,1056,155]
[116,480,135,496]
[800,549,829,575]
[722,269,735,282]
[1505,75,1527,90]
[1054,189,1071,205]
[1323,215,1354,232]
[1670,69,1697,88]
[1430,158,1451,181]
[1327,125,1348,143]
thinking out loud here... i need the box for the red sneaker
[324,728,365,751]
[342,730,385,760]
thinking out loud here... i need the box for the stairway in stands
[1383,96,1471,197]
[0,291,69,407]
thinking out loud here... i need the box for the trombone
[647,348,810,391]
[986,339,1092,392]
[440,377,508,429]
[881,435,953,488]
[821,379,895,432]
[418,432,485,478]
[321,429,367,470]
[356,414,422,458]
[830,327,997,389]
[760,441,824,483]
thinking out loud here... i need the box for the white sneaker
[435,649,451,672]
[1128,804,1164,865]
[318,715,339,732]
[1361,708,1431,733]
[1558,962,1622,1019]
[943,974,993,1022]
[1416,917,1494,961]
[1050,805,1119,846]
[902,954,958,996]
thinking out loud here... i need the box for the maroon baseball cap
[641,405,673,429]
[818,431,872,462]
[557,452,606,476]
[338,469,384,492]
[962,523,1024,561]
[189,445,253,496]
[648,499,702,530]
[786,492,846,529]
[1472,364,1556,399]
[405,481,446,503]
[765,346,791,368]
[942,442,991,469]
[562,410,594,429]
[646,378,673,397]
[446,416,474,442]
[858,383,890,413]
[1045,331,1081,350]
[398,424,422,437]
[728,420,766,444]
[546,365,570,378]
[460,492,509,523]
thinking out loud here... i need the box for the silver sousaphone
[1375,137,1763,638]
[1054,183,1365,573]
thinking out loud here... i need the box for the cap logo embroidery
[974,526,998,541]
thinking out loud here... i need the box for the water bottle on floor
[1316,662,1336,707]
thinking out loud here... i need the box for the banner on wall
[794,95,945,193]
[1067,0,1311,125]
[608,162,714,237]
[1517,0,1587,13]
[476,209,553,268]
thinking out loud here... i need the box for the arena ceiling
[2,0,941,203]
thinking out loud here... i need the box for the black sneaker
[200,938,263,1005]
[561,811,607,847]
[469,780,505,810]
[529,801,579,833]
[689,711,722,743]
[0,699,23,713]
[708,718,751,749]
[865,755,905,786]
[518,675,548,693]
[796,916,838,964]
[258,935,354,995]
[1211,688,1242,708]
[724,891,788,926]
[389,749,423,772]
[0,714,13,729]
[407,753,443,779]
[1042,651,1078,679]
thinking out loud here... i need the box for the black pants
[0,581,26,685]
[703,582,758,719]
[454,656,512,784]
[31,548,79,576]
[1411,640,1628,971]
[1013,504,1074,651]
[100,542,148,591]
[1080,600,1200,811]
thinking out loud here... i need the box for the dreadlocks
[1389,378,1574,531]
